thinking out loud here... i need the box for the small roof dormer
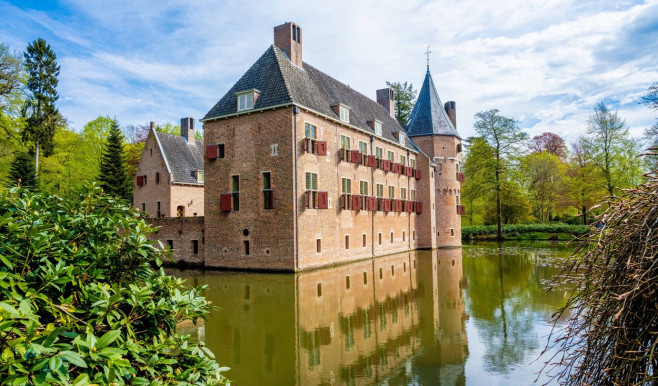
[331,103,350,124]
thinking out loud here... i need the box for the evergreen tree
[7,151,37,189]
[386,81,417,124]
[98,118,130,199]
[22,38,61,178]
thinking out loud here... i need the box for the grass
[462,223,590,240]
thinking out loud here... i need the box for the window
[243,240,250,255]
[411,189,416,201]
[363,272,368,285]
[305,123,316,139]
[359,141,367,154]
[376,184,384,198]
[360,181,368,196]
[216,144,225,158]
[316,239,322,253]
[375,147,383,159]
[450,228,455,237]
[388,186,395,199]
[197,171,205,183]
[143,175,148,186]
[390,232,394,243]
[156,172,160,184]
[167,239,173,249]
[399,134,406,146]
[339,106,350,122]
[341,178,352,194]
[237,92,254,111]
[346,276,351,290]
[402,231,405,242]
[263,172,273,209]
[400,155,406,166]
[232,176,240,211]
[141,203,145,212]
[456,195,460,205]
[362,234,366,247]
[192,240,199,255]
[340,135,350,149]
[345,235,350,249]
[375,121,382,136]
[306,172,317,191]
[401,188,407,200]
[387,151,394,161]
[177,205,185,217]
[157,201,161,217]
[270,144,278,156]
[410,158,415,168]
[378,233,382,245]
[317,283,322,297]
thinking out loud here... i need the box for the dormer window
[399,134,406,146]
[340,106,350,122]
[375,121,382,136]
[195,171,205,183]
[236,89,260,111]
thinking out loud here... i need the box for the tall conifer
[98,118,130,199]
[7,151,37,189]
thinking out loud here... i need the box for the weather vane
[426,44,432,68]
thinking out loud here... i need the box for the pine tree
[98,118,130,199]
[22,38,60,179]
[7,151,37,189]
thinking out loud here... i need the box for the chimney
[444,101,456,128]
[376,88,396,119]
[181,117,195,144]
[274,22,302,67]
[150,121,155,130]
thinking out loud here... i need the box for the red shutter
[368,196,377,211]
[352,194,361,211]
[415,168,421,180]
[317,141,327,156]
[405,167,413,176]
[220,193,232,212]
[384,198,391,212]
[317,191,329,209]
[458,173,465,182]
[350,150,361,164]
[206,144,218,159]
[392,163,401,174]
[416,201,423,214]
[366,155,376,167]
[136,175,144,186]
[457,205,466,215]
[406,201,414,212]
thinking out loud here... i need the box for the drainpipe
[370,135,375,256]
[293,106,300,270]
[407,149,411,251]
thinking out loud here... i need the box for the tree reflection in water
[169,241,572,385]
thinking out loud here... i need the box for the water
[171,241,574,385]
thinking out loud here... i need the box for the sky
[1,0,657,143]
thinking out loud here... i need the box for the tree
[40,127,97,196]
[386,81,417,124]
[529,132,567,159]
[0,185,229,384]
[641,82,658,167]
[461,137,497,225]
[22,38,61,178]
[521,151,563,223]
[0,43,26,182]
[584,101,646,196]
[483,181,533,225]
[82,115,114,169]
[547,169,658,385]
[98,118,130,200]
[474,109,529,238]
[561,137,605,225]
[6,151,36,189]
[0,43,23,110]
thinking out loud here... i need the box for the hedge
[462,223,591,239]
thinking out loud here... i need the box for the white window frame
[236,90,257,111]
[399,134,406,146]
[374,121,382,136]
[339,106,350,122]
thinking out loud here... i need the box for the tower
[405,68,463,247]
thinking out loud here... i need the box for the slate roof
[405,68,460,139]
[203,45,416,151]
[153,130,204,185]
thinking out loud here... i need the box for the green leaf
[96,329,121,349]
[60,350,87,368]
[72,374,90,386]
[0,302,20,318]
[0,253,13,269]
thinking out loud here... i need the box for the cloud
[0,0,656,142]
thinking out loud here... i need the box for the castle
[133,22,464,272]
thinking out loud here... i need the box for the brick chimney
[274,22,302,67]
[181,117,195,144]
[150,121,155,130]
[376,88,396,118]
[444,101,456,128]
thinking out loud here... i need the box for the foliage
[529,132,566,159]
[482,180,533,225]
[461,223,590,239]
[40,128,97,196]
[560,137,605,225]
[22,38,61,160]
[641,82,658,167]
[82,116,114,169]
[461,137,497,225]
[520,151,563,223]
[584,101,645,196]
[545,164,658,385]
[474,109,529,238]
[7,151,37,189]
[0,43,26,184]
[0,43,23,110]
[98,118,130,200]
[0,185,229,384]
[386,81,417,125]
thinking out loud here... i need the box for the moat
[170,241,574,385]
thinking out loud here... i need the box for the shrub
[0,186,228,385]
[461,223,590,239]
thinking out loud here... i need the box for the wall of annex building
[203,107,297,271]
[133,133,172,218]
[295,109,422,270]
[149,217,205,266]
[170,184,204,217]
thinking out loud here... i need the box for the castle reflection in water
[175,248,467,385]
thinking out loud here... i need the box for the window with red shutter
[414,169,421,180]
[316,141,327,156]
[206,144,218,159]
[415,201,423,214]
[352,194,361,211]
[368,196,377,211]
[406,201,413,212]
[136,175,144,186]
[317,191,329,209]
[220,193,232,212]
[350,150,361,164]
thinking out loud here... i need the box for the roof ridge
[270,45,294,104]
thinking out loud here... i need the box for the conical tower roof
[405,68,460,138]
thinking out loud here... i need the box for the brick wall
[133,133,171,217]
[150,216,205,266]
